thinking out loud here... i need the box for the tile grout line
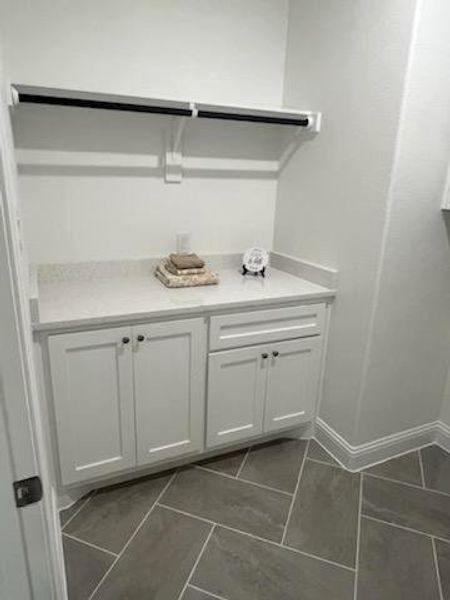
[305,456,339,468]
[353,474,363,600]
[278,542,356,573]
[157,502,216,526]
[157,501,356,573]
[309,438,340,463]
[194,464,293,496]
[361,514,450,545]
[176,524,216,600]
[281,438,310,545]
[308,445,449,498]
[363,471,450,498]
[188,583,229,600]
[61,491,96,532]
[88,471,178,600]
[431,537,444,600]
[62,532,118,558]
[418,448,426,488]
[235,447,251,478]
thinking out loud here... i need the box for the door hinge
[13,476,43,508]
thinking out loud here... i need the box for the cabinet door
[264,337,321,433]
[134,318,206,466]
[48,327,135,485]
[207,345,268,448]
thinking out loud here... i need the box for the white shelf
[12,84,321,182]
[13,84,318,126]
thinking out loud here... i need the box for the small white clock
[242,247,269,277]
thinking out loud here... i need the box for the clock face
[243,247,269,273]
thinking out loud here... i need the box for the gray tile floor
[60,440,450,600]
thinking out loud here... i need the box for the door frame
[0,50,66,599]
[0,389,36,599]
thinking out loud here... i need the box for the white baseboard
[435,420,450,453]
[315,418,449,472]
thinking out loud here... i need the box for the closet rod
[196,110,309,127]
[17,92,310,127]
[17,93,192,117]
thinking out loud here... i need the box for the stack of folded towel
[155,253,219,288]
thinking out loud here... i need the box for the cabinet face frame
[133,318,206,466]
[48,327,135,485]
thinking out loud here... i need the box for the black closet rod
[17,92,310,127]
[196,110,309,127]
[17,93,192,117]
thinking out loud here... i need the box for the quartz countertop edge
[32,266,336,333]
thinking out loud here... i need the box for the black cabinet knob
[137,335,145,342]
[262,353,269,359]
[272,351,279,357]
[122,337,130,344]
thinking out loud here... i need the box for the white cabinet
[48,318,206,485]
[133,319,206,466]
[207,308,324,448]
[207,345,268,447]
[47,305,326,485]
[48,327,135,485]
[264,338,321,433]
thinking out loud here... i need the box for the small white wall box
[176,232,191,255]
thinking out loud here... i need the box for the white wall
[276,0,450,445]
[274,0,417,441]
[13,105,279,263]
[0,0,288,106]
[18,174,276,263]
[1,0,288,263]
[355,0,450,443]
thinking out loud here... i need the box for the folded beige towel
[169,253,205,270]
[165,260,206,276]
[155,263,218,288]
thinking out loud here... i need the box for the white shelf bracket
[164,116,187,183]
[8,85,19,108]
[278,112,322,174]
[190,101,198,119]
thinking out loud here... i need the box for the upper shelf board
[11,84,318,128]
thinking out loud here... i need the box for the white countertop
[33,267,335,332]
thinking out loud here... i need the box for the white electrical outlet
[176,232,191,255]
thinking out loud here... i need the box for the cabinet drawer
[209,304,325,350]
